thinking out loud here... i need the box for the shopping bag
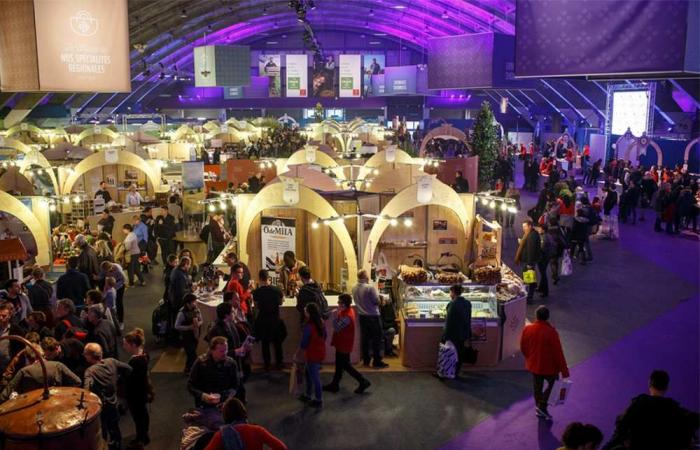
[437,341,458,379]
[523,269,537,284]
[559,250,573,277]
[548,378,573,407]
[288,362,305,395]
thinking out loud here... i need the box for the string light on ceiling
[476,192,518,214]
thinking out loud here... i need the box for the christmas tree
[470,101,500,190]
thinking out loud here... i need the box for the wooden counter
[197,294,361,365]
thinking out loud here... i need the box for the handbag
[548,378,573,407]
[437,341,458,379]
[462,344,479,365]
[523,268,537,284]
[560,250,573,277]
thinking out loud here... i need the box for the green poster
[288,77,300,89]
[341,77,353,89]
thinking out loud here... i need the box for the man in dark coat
[56,256,91,310]
[296,267,327,324]
[187,336,240,408]
[154,210,177,266]
[515,218,542,302]
[441,284,472,378]
[452,171,470,193]
[252,269,285,370]
[75,235,100,288]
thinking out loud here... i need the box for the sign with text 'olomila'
[0,0,130,92]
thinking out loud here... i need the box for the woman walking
[295,303,326,407]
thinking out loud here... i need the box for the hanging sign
[104,147,118,163]
[417,175,433,204]
[0,137,4,147]
[220,124,229,134]
[339,54,361,97]
[385,145,397,163]
[282,177,300,205]
[286,54,308,97]
[305,145,316,164]
[94,125,102,135]
[20,123,28,131]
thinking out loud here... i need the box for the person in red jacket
[295,303,326,407]
[226,264,252,319]
[323,294,371,394]
[520,306,570,420]
[205,397,287,450]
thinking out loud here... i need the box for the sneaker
[354,379,371,394]
[322,384,339,393]
[308,399,323,408]
[372,362,389,369]
[297,394,311,403]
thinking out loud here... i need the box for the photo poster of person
[258,54,281,97]
[312,54,336,97]
[362,54,385,96]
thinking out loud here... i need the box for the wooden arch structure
[0,191,51,266]
[61,150,161,195]
[623,134,663,167]
[418,125,470,157]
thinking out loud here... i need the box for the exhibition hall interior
[0,0,698,449]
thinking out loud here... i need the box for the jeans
[128,254,144,285]
[182,331,198,372]
[261,338,284,368]
[305,362,322,401]
[359,315,383,365]
[127,398,150,444]
[537,260,549,296]
[116,286,125,323]
[532,373,558,411]
[101,403,122,450]
[330,351,366,387]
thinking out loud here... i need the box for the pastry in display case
[402,284,497,320]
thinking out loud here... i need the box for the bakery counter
[399,311,501,369]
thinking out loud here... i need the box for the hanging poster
[259,54,281,97]
[286,54,308,98]
[182,161,204,191]
[312,55,336,97]
[305,145,316,164]
[104,147,118,163]
[261,216,296,286]
[417,175,434,203]
[362,54,385,96]
[339,54,361,97]
[282,177,300,205]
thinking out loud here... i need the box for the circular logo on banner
[640,136,649,147]
[70,11,99,37]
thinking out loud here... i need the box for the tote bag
[560,250,573,277]
[548,378,573,407]
[437,341,458,379]
[523,268,537,284]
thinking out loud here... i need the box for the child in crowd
[296,303,326,407]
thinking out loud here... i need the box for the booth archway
[363,148,417,168]
[419,125,470,157]
[0,191,51,267]
[237,183,359,286]
[18,151,60,195]
[684,138,699,170]
[62,150,162,195]
[75,127,120,145]
[0,138,33,154]
[361,181,474,272]
[624,135,663,167]
[282,147,338,172]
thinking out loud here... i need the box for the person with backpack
[154,209,177,267]
[295,267,328,324]
[352,270,388,369]
[203,398,287,450]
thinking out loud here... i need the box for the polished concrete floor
[116,176,699,450]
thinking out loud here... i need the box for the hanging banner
[182,161,204,191]
[385,145,397,163]
[104,147,118,163]
[259,54,281,97]
[286,54,308,98]
[312,55,336,97]
[417,175,434,204]
[339,54,361,97]
[305,145,316,164]
[261,216,296,287]
[282,177,300,205]
[362,54,385,96]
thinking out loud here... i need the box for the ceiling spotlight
[368,9,374,16]
[262,7,268,15]
[219,202,227,210]
[489,201,496,209]
[63,197,70,204]
[208,203,216,212]
[441,10,449,19]
[403,217,413,227]
[311,221,319,229]
[481,197,489,205]
[180,9,187,18]
[389,218,399,227]
[307,0,316,10]
[49,204,57,212]
[507,206,517,214]
[73,195,81,204]
[500,202,508,211]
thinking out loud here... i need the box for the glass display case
[402,283,497,320]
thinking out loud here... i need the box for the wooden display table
[87,207,163,243]
[174,231,208,265]
[196,293,360,365]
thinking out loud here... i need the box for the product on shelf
[496,265,527,301]
[436,272,466,285]
[472,265,502,285]
[399,265,428,284]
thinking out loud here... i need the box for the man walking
[520,306,569,421]
[352,270,388,369]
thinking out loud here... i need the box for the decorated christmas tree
[470,101,500,190]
